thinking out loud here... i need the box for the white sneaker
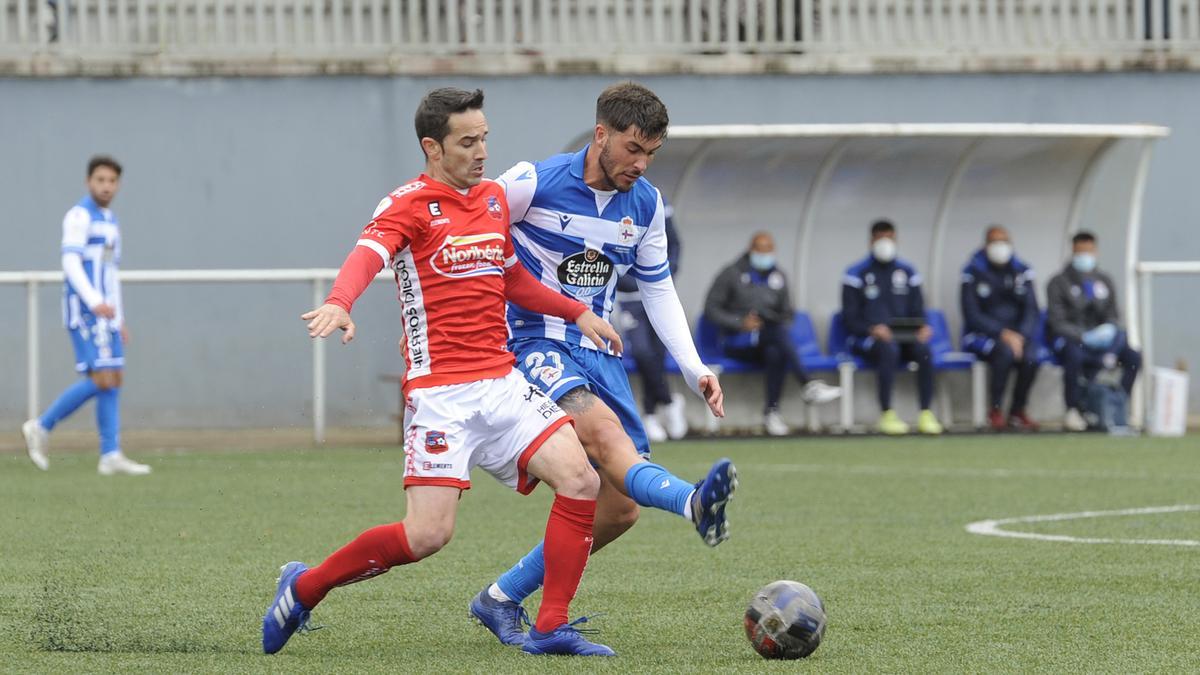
[22,419,49,471]
[98,451,152,476]
[663,393,688,440]
[764,409,790,436]
[801,380,842,405]
[1063,408,1088,432]
[643,416,668,444]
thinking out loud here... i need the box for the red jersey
[354,175,520,392]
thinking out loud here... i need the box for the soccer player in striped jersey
[470,82,737,645]
[22,156,150,476]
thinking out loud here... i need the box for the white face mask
[872,237,897,263]
[1072,252,1097,273]
[986,241,1013,266]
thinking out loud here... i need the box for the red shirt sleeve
[325,193,417,312]
[505,260,587,321]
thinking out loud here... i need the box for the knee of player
[557,461,600,500]
[404,520,455,559]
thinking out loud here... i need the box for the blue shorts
[69,318,124,373]
[509,337,650,457]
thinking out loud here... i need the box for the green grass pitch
[2,434,1198,673]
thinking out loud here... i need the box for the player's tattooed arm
[557,387,597,416]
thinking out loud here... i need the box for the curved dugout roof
[572,124,1169,347]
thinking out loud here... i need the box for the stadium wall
[2,72,1198,431]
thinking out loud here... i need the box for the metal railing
[3,0,1199,73]
[1136,259,1200,428]
[0,267,393,444]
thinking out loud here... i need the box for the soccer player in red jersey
[261,88,622,657]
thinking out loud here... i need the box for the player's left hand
[916,325,933,344]
[698,374,724,418]
[576,310,623,355]
[120,326,130,345]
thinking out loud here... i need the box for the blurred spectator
[841,220,943,435]
[1046,231,1141,431]
[616,203,686,443]
[960,225,1040,431]
[704,231,841,436]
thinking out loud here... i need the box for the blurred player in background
[1046,230,1141,431]
[960,225,1041,431]
[470,81,737,647]
[22,156,151,476]
[841,219,943,436]
[614,199,687,443]
[263,88,622,657]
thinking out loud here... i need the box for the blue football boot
[469,587,530,646]
[691,458,738,547]
[262,561,314,654]
[522,617,615,656]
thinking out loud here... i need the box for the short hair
[87,155,122,178]
[870,219,895,237]
[414,87,485,152]
[1072,230,1097,245]
[596,82,669,141]
[985,224,1007,241]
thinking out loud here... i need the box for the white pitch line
[966,505,1200,547]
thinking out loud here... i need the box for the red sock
[294,522,416,608]
[535,494,596,633]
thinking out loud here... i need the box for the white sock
[487,582,512,603]
[682,489,695,520]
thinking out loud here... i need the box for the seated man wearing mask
[1046,231,1141,431]
[704,231,841,436]
[960,225,1040,431]
[841,220,943,435]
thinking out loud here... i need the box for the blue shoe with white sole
[262,561,314,654]
[691,458,738,547]
[522,617,615,656]
[470,587,530,646]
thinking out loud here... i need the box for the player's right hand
[576,310,623,356]
[302,303,356,344]
[91,303,116,319]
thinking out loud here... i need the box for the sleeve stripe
[842,274,863,288]
[504,255,519,268]
[356,239,391,266]
[634,261,670,274]
[629,268,671,282]
[909,273,923,286]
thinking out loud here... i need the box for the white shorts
[402,369,571,494]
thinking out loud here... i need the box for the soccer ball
[744,580,826,659]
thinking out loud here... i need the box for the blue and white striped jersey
[61,194,122,329]
[496,146,670,351]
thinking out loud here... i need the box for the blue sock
[495,542,545,604]
[623,462,694,517]
[96,387,120,455]
[39,378,99,431]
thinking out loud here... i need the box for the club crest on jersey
[430,233,506,278]
[425,430,449,454]
[557,248,614,298]
[618,216,637,244]
[487,195,504,221]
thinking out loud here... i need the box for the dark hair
[870,219,895,237]
[596,82,669,140]
[1072,230,1097,245]
[87,155,122,178]
[414,87,485,153]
